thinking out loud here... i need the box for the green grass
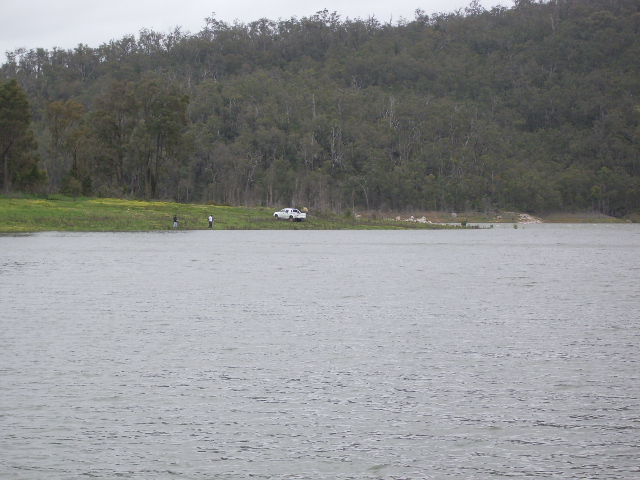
[3,196,631,232]
[0,196,464,232]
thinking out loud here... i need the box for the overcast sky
[1,0,506,62]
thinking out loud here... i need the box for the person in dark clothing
[173,215,178,228]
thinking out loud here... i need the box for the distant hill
[2,0,639,216]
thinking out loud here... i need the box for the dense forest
[1,0,639,216]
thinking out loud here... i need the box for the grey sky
[1,0,505,62]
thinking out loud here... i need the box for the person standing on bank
[173,215,178,228]
[208,215,213,228]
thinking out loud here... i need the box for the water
[1,224,639,479]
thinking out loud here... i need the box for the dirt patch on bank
[354,210,544,224]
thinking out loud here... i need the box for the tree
[0,79,40,194]
[90,80,139,187]
[45,99,86,193]
[133,77,189,199]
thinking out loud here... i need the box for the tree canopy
[0,79,41,193]
[1,0,639,215]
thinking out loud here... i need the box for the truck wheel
[289,216,294,221]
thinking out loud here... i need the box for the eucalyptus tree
[0,79,41,193]
[90,80,139,187]
[45,99,85,192]
[133,77,189,199]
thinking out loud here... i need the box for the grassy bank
[1,196,632,233]
[0,196,463,232]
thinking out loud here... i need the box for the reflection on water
[1,225,639,479]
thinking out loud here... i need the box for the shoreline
[354,210,633,225]
[0,196,635,233]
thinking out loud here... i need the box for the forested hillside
[1,0,639,215]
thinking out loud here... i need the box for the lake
[1,224,639,479]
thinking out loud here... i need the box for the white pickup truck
[273,208,307,222]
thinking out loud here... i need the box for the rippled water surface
[1,225,639,479]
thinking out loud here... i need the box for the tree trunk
[2,154,9,194]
